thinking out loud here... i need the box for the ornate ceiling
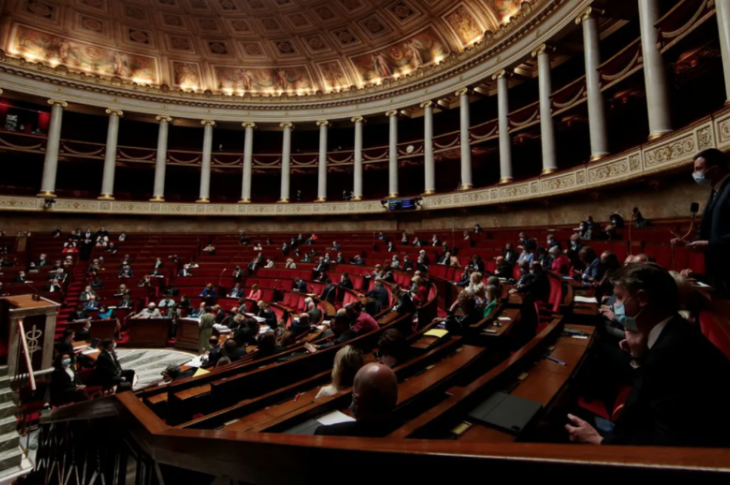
[0,0,527,95]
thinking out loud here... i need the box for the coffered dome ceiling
[0,0,528,95]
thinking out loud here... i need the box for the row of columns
[28,0,730,201]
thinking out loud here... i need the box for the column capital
[454,87,469,97]
[531,44,555,58]
[47,99,68,108]
[575,6,603,24]
[385,110,399,117]
[351,116,365,123]
[492,69,510,81]
[201,119,216,127]
[280,122,294,129]
[419,101,433,109]
[105,108,124,117]
[316,120,329,127]
[156,115,173,123]
[242,122,256,129]
[0,88,3,95]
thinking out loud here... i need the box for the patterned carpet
[115,348,197,390]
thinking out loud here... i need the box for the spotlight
[43,198,56,210]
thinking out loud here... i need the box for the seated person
[305,297,322,323]
[377,329,409,368]
[70,304,90,323]
[199,283,218,298]
[133,303,162,319]
[118,295,134,309]
[158,296,176,308]
[50,353,88,407]
[315,363,398,437]
[114,284,130,297]
[94,338,135,392]
[118,265,133,279]
[222,338,247,362]
[84,295,100,311]
[257,301,277,328]
[312,310,357,350]
[443,292,482,335]
[137,275,153,288]
[254,331,286,360]
[293,277,308,293]
[97,306,114,321]
[315,345,365,399]
[482,285,500,319]
[550,246,571,275]
[46,278,64,293]
[190,302,207,318]
[228,283,244,298]
[346,302,379,334]
[391,284,415,316]
[566,263,730,447]
[206,336,224,366]
[178,264,194,277]
[363,280,389,312]
[340,273,354,290]
[291,313,313,336]
[320,278,337,303]
[509,262,550,303]
[411,276,429,307]
[79,286,98,302]
[247,284,262,301]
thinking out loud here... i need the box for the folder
[467,392,542,434]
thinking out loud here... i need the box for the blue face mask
[693,171,712,186]
[61,358,71,367]
[613,302,627,326]
[614,297,642,331]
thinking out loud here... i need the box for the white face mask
[692,171,712,186]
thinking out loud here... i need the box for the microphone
[218,267,227,286]
[22,282,43,300]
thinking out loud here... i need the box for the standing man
[199,307,215,353]
[673,149,730,296]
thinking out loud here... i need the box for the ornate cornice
[0,0,587,122]
[2,107,725,218]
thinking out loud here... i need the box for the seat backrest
[548,276,563,312]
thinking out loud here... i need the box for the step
[0,402,16,420]
[0,448,23,473]
[0,388,14,405]
[0,432,19,454]
[0,417,16,436]
[0,367,7,379]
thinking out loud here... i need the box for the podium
[0,295,60,377]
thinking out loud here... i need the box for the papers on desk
[213,324,232,334]
[316,325,326,331]
[322,320,331,326]
[185,356,204,368]
[497,317,511,322]
[316,410,355,426]
[425,329,448,338]
[82,349,99,355]
[193,368,209,377]
[259,326,269,334]
[574,296,598,304]
[253,316,266,323]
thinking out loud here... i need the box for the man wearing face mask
[672,149,730,297]
[94,338,135,392]
[567,263,730,447]
[50,353,88,406]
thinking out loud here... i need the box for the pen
[294,392,302,402]
[547,356,567,366]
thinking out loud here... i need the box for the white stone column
[421,101,436,195]
[99,109,123,200]
[493,70,513,183]
[352,116,364,201]
[280,122,293,203]
[38,99,67,197]
[151,115,172,202]
[456,88,473,190]
[197,120,215,203]
[577,7,609,161]
[717,0,730,103]
[639,0,672,138]
[386,110,399,197]
[240,122,255,203]
[533,45,558,174]
[316,120,329,202]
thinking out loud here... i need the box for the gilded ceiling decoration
[0,0,527,95]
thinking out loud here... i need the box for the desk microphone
[22,282,43,300]
[218,268,227,286]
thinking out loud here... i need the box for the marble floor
[115,348,198,390]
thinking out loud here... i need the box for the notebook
[467,392,542,433]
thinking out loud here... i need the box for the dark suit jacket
[518,272,550,302]
[366,287,390,311]
[604,316,730,447]
[225,347,248,362]
[50,366,81,396]
[296,281,308,293]
[94,350,123,386]
[307,307,323,323]
[503,251,518,264]
[321,285,336,302]
[699,177,730,295]
[340,279,353,290]
[395,292,415,315]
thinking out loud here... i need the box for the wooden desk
[126,318,171,348]
[73,340,99,362]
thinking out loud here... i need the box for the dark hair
[63,329,74,339]
[216,357,231,368]
[579,246,597,262]
[257,331,276,354]
[224,339,238,352]
[609,263,679,313]
[377,329,408,361]
[524,238,537,251]
[694,148,728,169]
[101,337,115,350]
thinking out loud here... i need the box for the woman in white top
[315,345,364,400]
[390,255,401,269]
[264,259,275,269]
[465,271,486,302]
[285,258,297,269]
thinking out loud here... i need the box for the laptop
[467,392,543,434]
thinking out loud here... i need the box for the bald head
[351,363,398,422]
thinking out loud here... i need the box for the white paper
[574,296,598,304]
[693,281,710,288]
[258,326,268,334]
[82,349,98,355]
[253,316,266,323]
[316,410,356,426]
[316,325,326,331]
[185,356,203,368]
[498,317,511,321]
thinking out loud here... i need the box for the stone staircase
[0,365,27,481]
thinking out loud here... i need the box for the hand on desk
[566,414,603,445]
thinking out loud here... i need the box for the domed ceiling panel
[0,0,527,93]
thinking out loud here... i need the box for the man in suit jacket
[673,149,730,297]
[315,363,398,437]
[223,338,247,362]
[305,298,322,323]
[178,264,194,277]
[503,244,519,264]
[13,271,29,283]
[50,354,88,406]
[511,262,550,303]
[567,263,730,447]
[94,338,134,392]
[293,277,308,293]
[320,279,337,303]
[118,295,134,309]
[391,284,415,316]
[364,280,389,312]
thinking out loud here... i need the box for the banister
[17,319,35,391]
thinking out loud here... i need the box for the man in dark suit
[320,278,337,303]
[567,263,730,447]
[673,149,730,297]
[391,284,415,316]
[339,274,353,291]
[315,363,398,437]
[13,271,30,283]
[293,277,308,293]
[178,264,194,277]
[222,338,247,362]
[578,246,603,285]
[511,262,550,303]
[94,338,135,392]
[364,280,389,312]
[503,243,519,264]
[50,353,88,407]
